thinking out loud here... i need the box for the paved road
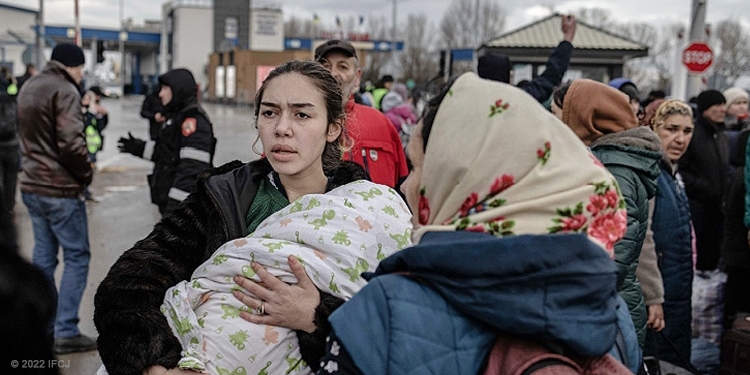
[14,96,259,374]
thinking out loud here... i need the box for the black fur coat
[94,158,368,375]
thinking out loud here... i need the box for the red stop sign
[682,42,714,74]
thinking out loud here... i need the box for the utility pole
[37,0,45,67]
[74,0,81,46]
[685,0,707,99]
[119,0,125,97]
[475,0,480,46]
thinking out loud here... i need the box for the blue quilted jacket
[328,231,621,375]
[643,159,693,364]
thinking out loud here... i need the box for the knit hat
[640,98,666,128]
[51,43,85,67]
[477,52,512,84]
[609,78,639,102]
[695,89,726,114]
[722,87,749,107]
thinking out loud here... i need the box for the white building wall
[249,8,283,52]
[171,6,213,89]
[0,5,38,76]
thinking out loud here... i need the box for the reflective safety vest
[85,119,102,154]
[6,83,18,96]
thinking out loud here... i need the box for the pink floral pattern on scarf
[549,181,626,253]
[412,73,627,258]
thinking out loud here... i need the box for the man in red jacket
[315,40,408,190]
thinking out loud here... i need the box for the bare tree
[396,14,440,85]
[284,16,316,38]
[572,8,614,30]
[361,15,391,85]
[619,23,661,85]
[572,7,682,93]
[712,19,750,86]
[439,0,506,49]
[624,23,685,93]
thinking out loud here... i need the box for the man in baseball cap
[314,40,409,191]
[314,39,358,61]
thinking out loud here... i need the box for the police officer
[118,68,215,215]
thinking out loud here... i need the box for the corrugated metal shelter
[478,13,648,82]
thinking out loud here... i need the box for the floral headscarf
[414,73,627,258]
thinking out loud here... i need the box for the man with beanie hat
[118,68,216,215]
[478,14,577,103]
[679,89,730,271]
[16,42,96,354]
[723,87,749,131]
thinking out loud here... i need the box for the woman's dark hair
[552,80,573,111]
[253,60,352,173]
[419,77,458,152]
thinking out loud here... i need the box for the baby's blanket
[161,180,412,374]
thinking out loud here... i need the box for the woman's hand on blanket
[143,365,199,375]
[233,255,320,333]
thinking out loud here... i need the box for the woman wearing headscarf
[551,79,662,348]
[638,100,695,366]
[722,87,749,131]
[380,82,417,133]
[311,73,635,375]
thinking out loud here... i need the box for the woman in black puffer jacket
[95,60,367,375]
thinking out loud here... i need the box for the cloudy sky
[3,0,749,34]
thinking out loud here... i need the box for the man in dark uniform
[118,68,215,215]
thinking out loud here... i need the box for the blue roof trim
[451,49,474,61]
[284,38,403,52]
[0,3,38,15]
[284,38,313,50]
[369,40,404,52]
[40,25,160,44]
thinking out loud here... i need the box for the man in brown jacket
[16,42,96,354]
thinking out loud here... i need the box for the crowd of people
[2,13,750,375]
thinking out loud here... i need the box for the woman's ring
[258,301,266,315]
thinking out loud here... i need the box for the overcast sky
[3,0,749,35]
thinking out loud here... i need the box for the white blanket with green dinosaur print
[161,180,412,375]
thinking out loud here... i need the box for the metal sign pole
[685,0,707,99]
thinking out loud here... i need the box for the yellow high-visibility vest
[85,119,102,154]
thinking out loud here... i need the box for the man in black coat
[679,89,730,271]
